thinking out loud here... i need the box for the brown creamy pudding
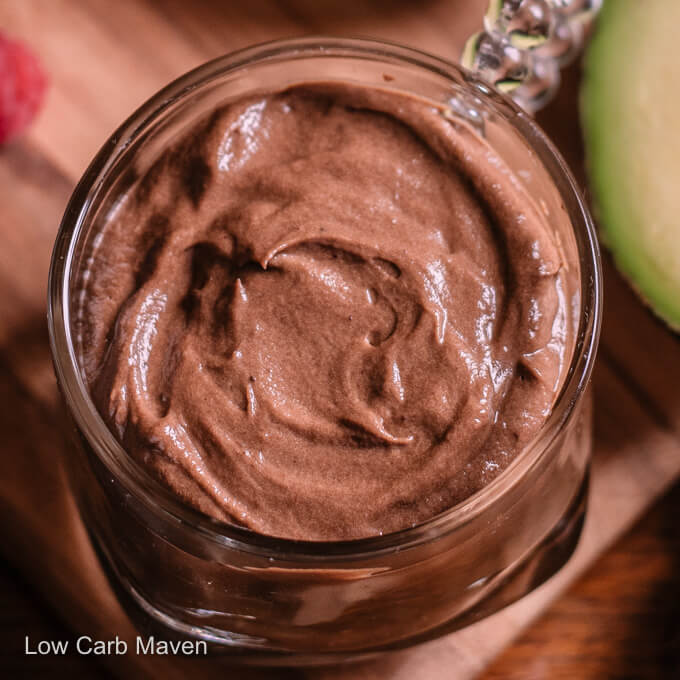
[77,83,572,541]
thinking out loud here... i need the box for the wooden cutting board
[2,1,680,678]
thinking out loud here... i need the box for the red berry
[0,33,47,144]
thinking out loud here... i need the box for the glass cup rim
[47,36,602,561]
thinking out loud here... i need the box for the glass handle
[461,0,603,112]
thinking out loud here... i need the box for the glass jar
[47,37,602,664]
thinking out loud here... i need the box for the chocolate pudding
[76,83,572,541]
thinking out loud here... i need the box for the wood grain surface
[1,0,680,678]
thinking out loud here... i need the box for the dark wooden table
[2,1,680,677]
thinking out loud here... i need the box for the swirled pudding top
[77,83,573,540]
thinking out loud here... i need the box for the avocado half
[582,0,680,330]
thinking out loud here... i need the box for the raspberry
[0,33,47,144]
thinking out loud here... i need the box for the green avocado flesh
[583,0,680,330]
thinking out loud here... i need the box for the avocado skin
[582,0,680,331]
